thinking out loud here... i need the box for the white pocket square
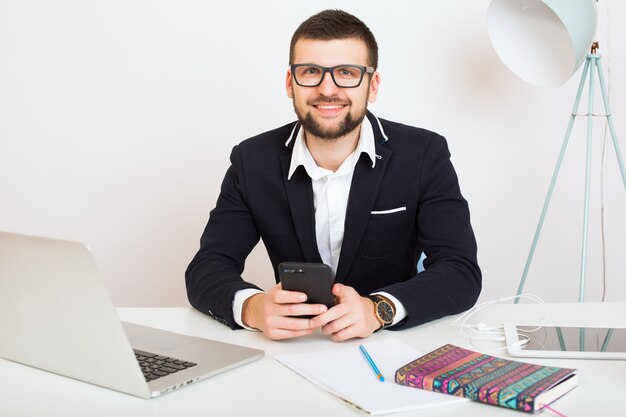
[370,207,407,215]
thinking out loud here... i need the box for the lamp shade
[487,0,597,87]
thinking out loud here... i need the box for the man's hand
[308,283,381,342]
[242,283,328,340]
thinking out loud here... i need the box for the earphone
[477,322,499,331]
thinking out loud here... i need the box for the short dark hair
[289,10,378,69]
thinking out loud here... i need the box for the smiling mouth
[315,104,345,110]
[311,102,349,116]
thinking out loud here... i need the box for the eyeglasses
[290,64,375,88]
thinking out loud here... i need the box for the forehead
[292,38,369,66]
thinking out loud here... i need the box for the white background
[1,1,624,307]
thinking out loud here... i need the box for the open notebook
[275,338,466,415]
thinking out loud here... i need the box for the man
[186,10,481,341]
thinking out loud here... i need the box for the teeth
[318,105,343,110]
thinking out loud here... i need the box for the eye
[298,66,321,77]
[335,66,360,78]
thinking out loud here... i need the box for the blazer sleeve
[185,145,262,329]
[382,136,481,329]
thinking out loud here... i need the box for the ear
[367,71,380,103]
[286,69,294,99]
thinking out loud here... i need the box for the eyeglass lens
[293,65,364,88]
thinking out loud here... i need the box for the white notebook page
[275,337,466,415]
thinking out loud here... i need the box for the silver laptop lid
[0,231,265,399]
[0,231,152,398]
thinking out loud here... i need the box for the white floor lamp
[487,0,626,348]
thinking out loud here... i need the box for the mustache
[307,97,351,106]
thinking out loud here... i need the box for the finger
[321,313,354,336]
[330,324,363,342]
[308,303,349,329]
[277,303,328,318]
[269,315,319,331]
[271,289,307,304]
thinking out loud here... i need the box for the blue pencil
[359,344,384,382]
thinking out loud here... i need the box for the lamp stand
[516,43,626,303]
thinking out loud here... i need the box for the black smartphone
[278,262,335,311]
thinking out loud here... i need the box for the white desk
[1,302,625,417]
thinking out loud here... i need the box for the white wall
[1,0,624,307]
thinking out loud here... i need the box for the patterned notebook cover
[395,344,576,413]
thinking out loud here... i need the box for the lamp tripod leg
[580,58,597,306]
[515,58,592,302]
[596,59,626,190]
[579,57,599,351]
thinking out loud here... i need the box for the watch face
[376,301,394,324]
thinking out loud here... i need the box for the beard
[292,96,368,140]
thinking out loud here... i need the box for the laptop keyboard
[134,349,198,382]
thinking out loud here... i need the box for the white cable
[479,335,530,355]
[450,293,547,352]
[451,293,546,334]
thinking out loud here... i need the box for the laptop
[0,231,264,398]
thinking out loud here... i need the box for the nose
[318,71,340,96]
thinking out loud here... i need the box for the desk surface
[2,302,625,417]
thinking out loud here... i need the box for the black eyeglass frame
[290,63,375,88]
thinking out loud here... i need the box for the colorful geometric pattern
[395,344,575,413]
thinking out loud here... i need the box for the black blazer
[186,111,481,330]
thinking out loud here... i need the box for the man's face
[286,38,379,140]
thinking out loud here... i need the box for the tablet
[504,323,626,360]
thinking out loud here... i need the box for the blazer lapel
[280,153,323,264]
[335,145,392,283]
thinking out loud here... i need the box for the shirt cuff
[233,288,265,331]
[372,291,407,326]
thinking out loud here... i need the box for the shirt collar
[287,116,378,180]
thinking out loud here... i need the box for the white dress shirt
[233,118,407,329]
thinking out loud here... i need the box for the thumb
[333,283,358,303]
[332,283,345,297]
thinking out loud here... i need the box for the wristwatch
[368,295,395,330]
